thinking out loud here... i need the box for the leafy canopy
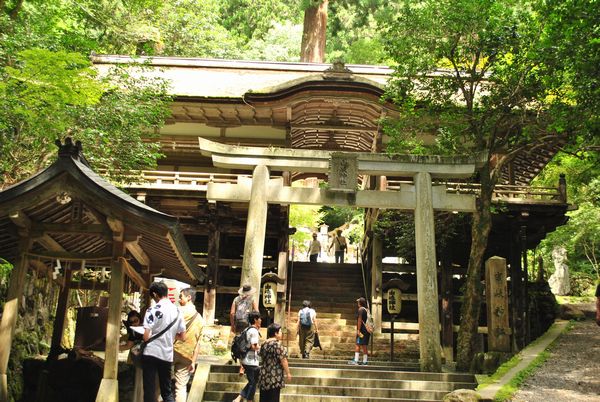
[0,49,170,186]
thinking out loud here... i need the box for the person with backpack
[348,297,372,366]
[173,287,204,402]
[230,284,259,335]
[230,284,259,375]
[297,300,318,359]
[328,229,347,263]
[233,311,262,402]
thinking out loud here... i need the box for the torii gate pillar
[241,165,270,302]
[414,171,442,371]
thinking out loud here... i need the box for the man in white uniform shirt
[142,281,186,402]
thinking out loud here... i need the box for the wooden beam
[291,123,378,132]
[106,217,124,242]
[123,259,148,290]
[193,257,277,268]
[49,268,73,359]
[125,238,151,267]
[27,251,112,261]
[0,238,31,401]
[35,234,66,252]
[8,210,31,231]
[69,280,110,291]
[32,223,112,238]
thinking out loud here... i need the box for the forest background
[0,0,599,389]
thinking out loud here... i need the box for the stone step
[207,373,473,391]
[210,363,475,383]
[204,392,437,402]
[204,382,450,400]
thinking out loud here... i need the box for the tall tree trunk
[456,166,494,371]
[300,0,328,63]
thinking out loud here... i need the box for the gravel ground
[511,308,600,402]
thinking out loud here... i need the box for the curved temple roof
[0,139,203,285]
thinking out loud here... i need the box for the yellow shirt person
[173,288,204,402]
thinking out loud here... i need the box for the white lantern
[387,287,402,315]
[262,281,277,308]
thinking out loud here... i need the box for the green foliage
[533,152,600,290]
[375,210,469,263]
[0,49,170,186]
[319,206,361,231]
[157,0,242,58]
[289,204,324,251]
[492,350,549,401]
[326,0,391,64]
[241,21,303,62]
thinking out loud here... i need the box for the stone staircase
[197,262,479,401]
[202,358,478,401]
[285,262,418,359]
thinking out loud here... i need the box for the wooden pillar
[520,226,530,344]
[370,235,383,334]
[485,257,511,352]
[509,221,524,351]
[203,218,220,325]
[49,267,74,359]
[0,238,31,402]
[276,202,290,326]
[95,236,125,402]
[241,165,270,301]
[440,257,454,363]
[414,172,442,372]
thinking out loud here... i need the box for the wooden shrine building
[92,56,569,360]
[0,139,203,401]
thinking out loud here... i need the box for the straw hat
[238,284,256,296]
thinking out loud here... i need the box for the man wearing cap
[230,284,259,335]
[348,297,370,366]
[230,284,259,375]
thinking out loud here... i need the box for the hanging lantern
[387,287,402,315]
[262,281,277,309]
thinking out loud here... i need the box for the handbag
[313,332,322,350]
[129,311,180,365]
[336,237,347,251]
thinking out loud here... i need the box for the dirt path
[511,314,600,402]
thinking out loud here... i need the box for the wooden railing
[386,180,566,204]
[122,171,242,190]
[116,170,566,204]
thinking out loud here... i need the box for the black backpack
[231,327,251,362]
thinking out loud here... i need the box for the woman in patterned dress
[258,323,292,402]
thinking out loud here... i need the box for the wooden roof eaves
[0,155,204,283]
[244,79,387,103]
[172,79,393,107]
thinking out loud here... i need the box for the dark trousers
[335,250,344,263]
[309,253,318,263]
[240,364,260,401]
[260,387,281,402]
[142,354,174,402]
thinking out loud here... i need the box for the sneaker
[359,361,368,366]
[347,360,359,365]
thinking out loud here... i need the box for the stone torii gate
[199,138,480,372]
